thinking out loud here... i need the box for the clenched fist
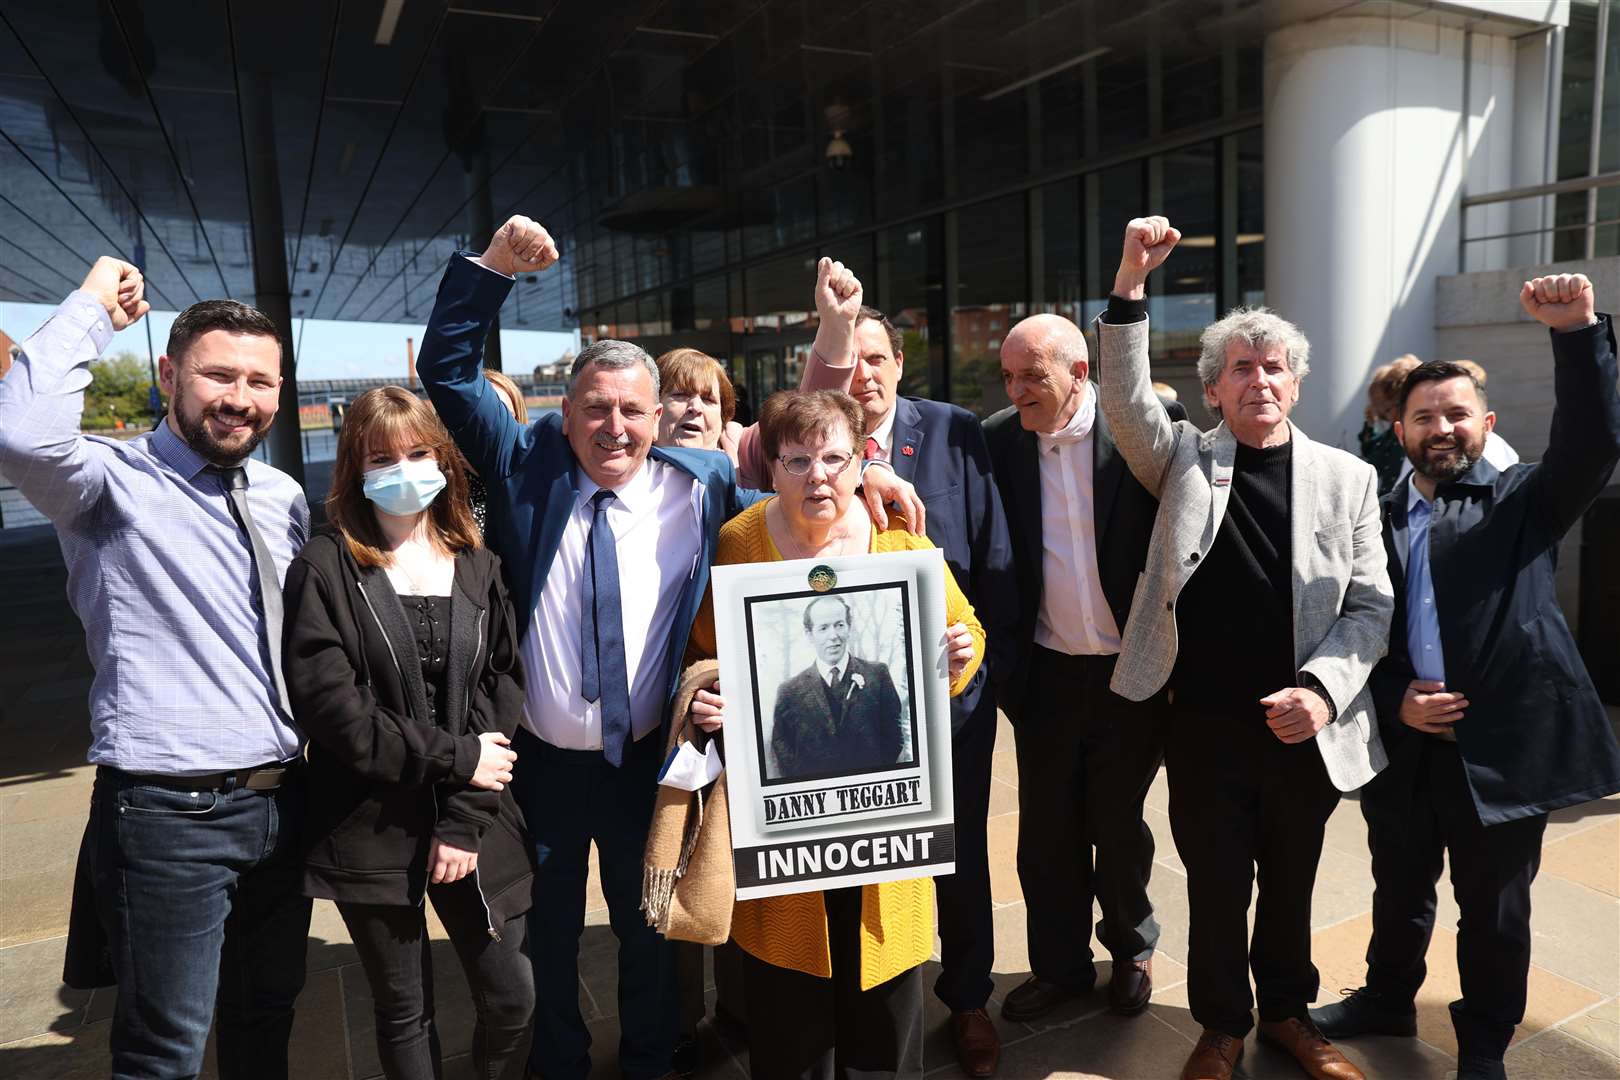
[480,215,560,278]
[80,257,150,331]
[815,257,864,327]
[1520,273,1597,334]
[1113,216,1181,301]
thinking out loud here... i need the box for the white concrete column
[1263,16,1518,449]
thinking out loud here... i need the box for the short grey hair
[1196,307,1311,390]
[568,339,660,397]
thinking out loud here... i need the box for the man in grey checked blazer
[1095,218,1393,1080]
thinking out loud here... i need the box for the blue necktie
[580,489,631,766]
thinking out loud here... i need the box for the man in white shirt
[982,313,1186,1026]
[417,217,770,1080]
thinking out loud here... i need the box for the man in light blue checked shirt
[0,256,313,1079]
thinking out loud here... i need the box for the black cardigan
[282,531,535,923]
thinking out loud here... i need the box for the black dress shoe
[1308,986,1418,1039]
[1109,958,1153,1015]
[1000,976,1087,1022]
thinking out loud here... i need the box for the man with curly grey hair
[1093,217,1394,1080]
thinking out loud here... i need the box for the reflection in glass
[951,196,1026,418]
[875,219,946,402]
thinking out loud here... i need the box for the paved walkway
[2,522,1616,1079]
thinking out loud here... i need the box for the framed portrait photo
[711,549,956,900]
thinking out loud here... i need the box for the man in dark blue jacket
[1311,272,1620,1080]
[418,216,919,1080]
[417,217,755,1080]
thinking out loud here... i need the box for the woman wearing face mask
[282,386,535,1080]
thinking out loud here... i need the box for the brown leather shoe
[1257,1017,1366,1080]
[949,1009,1000,1077]
[1109,957,1153,1015]
[1000,976,1084,1022]
[1180,1028,1244,1080]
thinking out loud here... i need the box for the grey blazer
[1094,315,1394,792]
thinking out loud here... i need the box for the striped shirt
[0,291,306,772]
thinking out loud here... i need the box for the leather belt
[104,758,302,793]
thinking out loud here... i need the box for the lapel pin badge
[808,565,837,592]
[901,445,915,456]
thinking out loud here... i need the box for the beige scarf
[640,659,733,945]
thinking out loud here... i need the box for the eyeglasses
[776,451,855,478]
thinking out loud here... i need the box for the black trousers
[1012,648,1166,991]
[933,687,1000,1010]
[1165,700,1341,1038]
[740,887,923,1080]
[1361,738,1547,1062]
[338,881,534,1080]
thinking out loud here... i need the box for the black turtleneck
[1170,438,1295,710]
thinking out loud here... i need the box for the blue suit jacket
[883,397,1017,732]
[416,254,762,717]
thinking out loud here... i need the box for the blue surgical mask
[362,458,447,516]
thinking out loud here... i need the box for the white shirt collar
[815,655,848,684]
[1037,382,1096,450]
[868,405,898,455]
[577,455,661,514]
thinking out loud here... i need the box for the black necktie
[212,466,292,719]
[580,489,631,767]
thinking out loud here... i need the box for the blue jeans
[512,729,677,1080]
[90,766,313,1079]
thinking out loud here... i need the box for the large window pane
[1034,179,1082,323]
[746,252,818,334]
[951,196,1027,417]
[1150,141,1218,364]
[1236,129,1265,308]
[875,218,946,402]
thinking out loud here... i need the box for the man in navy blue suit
[796,266,1017,1077]
[418,216,730,1080]
[418,216,920,1080]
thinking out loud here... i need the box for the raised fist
[1113,216,1181,300]
[481,215,559,278]
[815,257,863,327]
[1520,273,1597,333]
[80,257,149,331]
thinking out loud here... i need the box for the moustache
[594,433,632,450]
[207,404,258,425]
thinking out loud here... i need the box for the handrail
[1462,170,1620,209]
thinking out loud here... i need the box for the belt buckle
[245,767,286,792]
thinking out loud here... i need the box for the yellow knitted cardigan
[687,498,986,990]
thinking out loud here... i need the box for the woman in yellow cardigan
[686,388,985,1079]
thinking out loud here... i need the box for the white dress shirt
[864,405,898,461]
[815,656,847,686]
[521,457,703,749]
[1034,383,1123,656]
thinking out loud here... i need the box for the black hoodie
[282,531,535,927]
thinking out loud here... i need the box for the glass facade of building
[552,2,1268,416]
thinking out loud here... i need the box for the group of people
[0,210,1616,1080]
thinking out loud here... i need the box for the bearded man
[1309,274,1620,1080]
[0,261,313,1078]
